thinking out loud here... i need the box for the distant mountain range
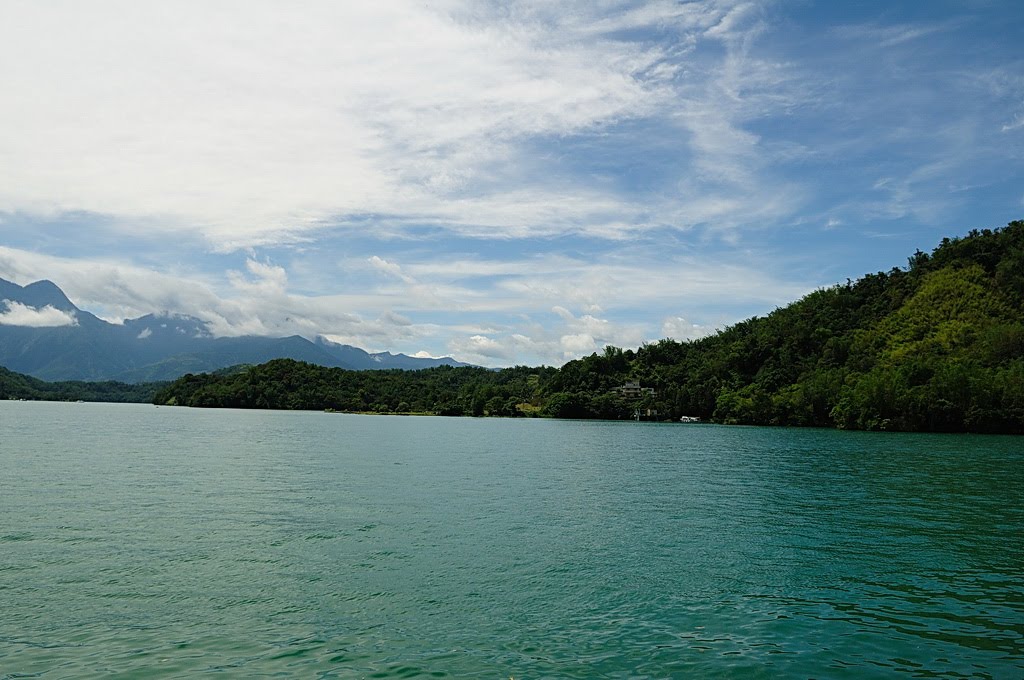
[0,276,472,382]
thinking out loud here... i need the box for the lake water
[1,402,1022,679]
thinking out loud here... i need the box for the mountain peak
[0,277,476,381]
[1,277,79,312]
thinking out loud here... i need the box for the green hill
[152,221,1024,433]
[0,366,166,403]
[544,220,1024,432]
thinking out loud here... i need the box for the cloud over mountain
[0,1,1020,366]
[0,300,78,328]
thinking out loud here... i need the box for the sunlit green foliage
[151,221,1024,433]
[539,221,1024,432]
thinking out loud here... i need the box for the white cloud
[661,316,711,342]
[0,246,367,341]
[0,300,77,327]
[137,327,152,339]
[452,334,514,361]
[0,241,814,365]
[448,305,652,365]
[0,0,799,247]
[381,311,412,327]
[552,305,575,321]
[560,333,597,355]
[368,256,416,284]
[0,1,1017,371]
[1002,116,1024,132]
[832,20,959,48]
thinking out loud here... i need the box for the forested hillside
[152,221,1024,433]
[154,362,557,417]
[0,366,165,403]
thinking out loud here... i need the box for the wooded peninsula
[5,221,1023,433]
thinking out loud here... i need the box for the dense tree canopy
[533,222,1024,433]
[0,366,164,403]
[153,363,557,417]
[14,221,1024,434]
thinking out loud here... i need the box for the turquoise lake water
[1,401,1022,678]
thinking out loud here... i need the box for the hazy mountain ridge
[0,278,471,381]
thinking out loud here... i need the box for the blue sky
[0,0,1021,365]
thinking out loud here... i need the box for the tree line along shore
[5,221,1023,434]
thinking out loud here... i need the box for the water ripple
[1,404,1021,678]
